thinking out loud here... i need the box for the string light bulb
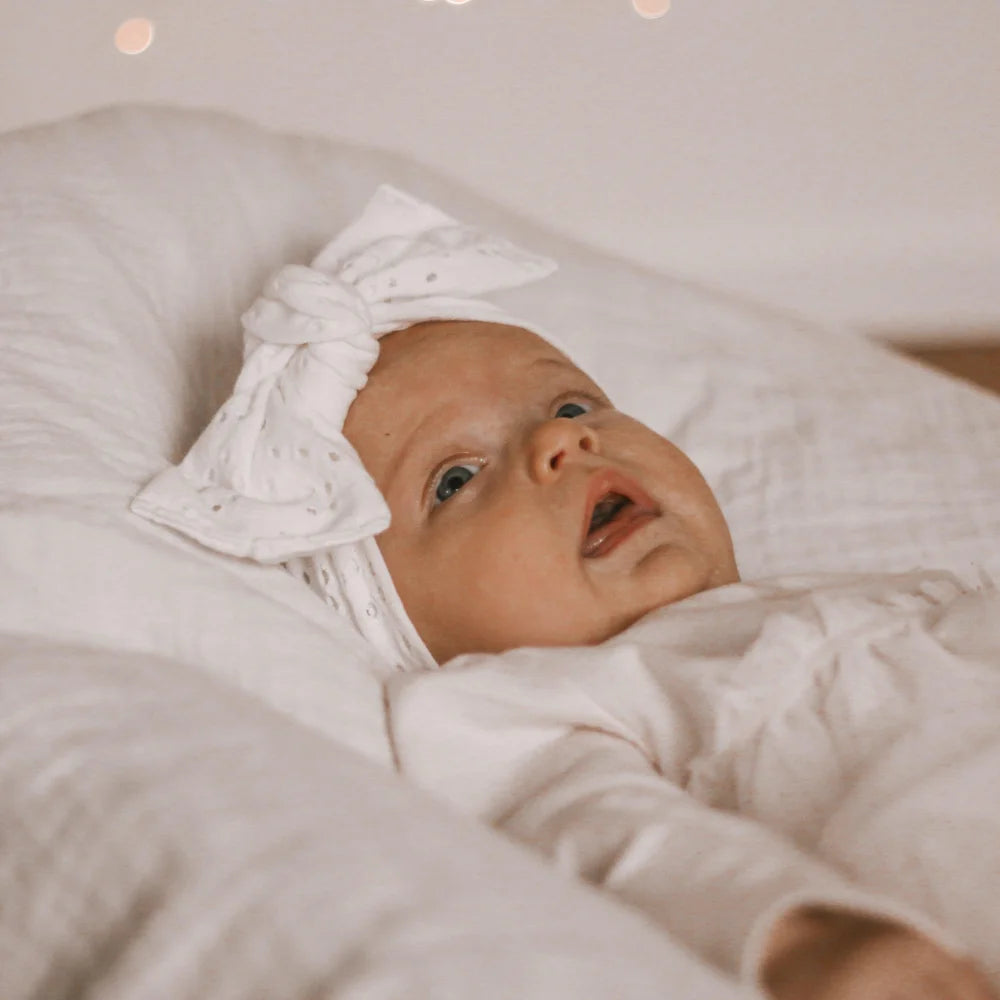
[632,0,670,18]
[114,17,155,54]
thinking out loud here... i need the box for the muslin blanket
[388,570,1000,990]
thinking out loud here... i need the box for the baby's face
[344,321,739,663]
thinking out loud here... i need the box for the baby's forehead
[345,320,607,479]
[404,321,576,373]
[390,319,558,358]
[359,323,599,445]
[374,320,583,386]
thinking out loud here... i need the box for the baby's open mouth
[580,474,658,559]
[588,492,632,532]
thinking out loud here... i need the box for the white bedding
[0,634,742,1000]
[2,104,1000,996]
[389,570,1000,989]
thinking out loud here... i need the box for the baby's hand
[760,907,997,1000]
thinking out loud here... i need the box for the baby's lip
[580,468,659,558]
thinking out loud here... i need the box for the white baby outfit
[131,184,570,672]
[387,569,1000,990]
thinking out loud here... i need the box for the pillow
[2,102,999,758]
[0,633,741,999]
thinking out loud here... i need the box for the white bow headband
[131,184,561,672]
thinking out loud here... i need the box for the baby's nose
[528,418,599,482]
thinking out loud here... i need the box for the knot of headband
[131,184,557,564]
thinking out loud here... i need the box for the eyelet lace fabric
[131,184,561,672]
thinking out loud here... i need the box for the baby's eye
[555,400,591,419]
[432,463,480,506]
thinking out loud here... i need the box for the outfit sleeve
[386,649,964,991]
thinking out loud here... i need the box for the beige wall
[2,0,999,338]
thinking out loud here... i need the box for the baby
[349,317,996,1000]
[133,186,998,1000]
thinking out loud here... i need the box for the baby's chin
[608,544,740,627]
[555,558,737,650]
[425,550,740,662]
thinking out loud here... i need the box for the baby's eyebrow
[380,407,443,504]
[529,355,609,401]
[529,355,578,373]
[529,355,606,395]
[381,393,488,510]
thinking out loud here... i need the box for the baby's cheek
[404,512,602,654]
[484,545,601,645]
[452,539,550,641]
